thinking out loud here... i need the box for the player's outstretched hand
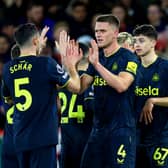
[55,30,82,69]
[38,26,49,54]
[88,40,99,66]
[63,40,83,68]
[55,30,70,58]
[139,98,154,125]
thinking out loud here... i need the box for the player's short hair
[133,24,158,40]
[117,32,134,46]
[14,23,39,47]
[96,14,120,29]
[11,44,20,59]
[77,35,92,56]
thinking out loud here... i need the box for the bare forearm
[79,74,93,94]
[94,62,128,92]
[66,65,80,93]
[149,97,168,107]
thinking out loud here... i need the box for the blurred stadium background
[0,0,168,167]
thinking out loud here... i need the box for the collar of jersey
[104,47,121,57]
[19,55,36,57]
[142,55,158,68]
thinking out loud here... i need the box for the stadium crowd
[0,0,168,168]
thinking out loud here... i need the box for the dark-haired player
[2,23,81,168]
[1,44,20,168]
[133,24,168,168]
[59,45,94,168]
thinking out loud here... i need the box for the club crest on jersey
[152,73,160,82]
[112,62,118,71]
[135,86,159,96]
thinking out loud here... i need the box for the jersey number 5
[14,77,32,111]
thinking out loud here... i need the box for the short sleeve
[125,61,138,77]
[122,52,139,78]
[47,57,70,87]
[160,60,168,92]
[84,85,94,101]
[85,63,95,77]
[84,85,94,114]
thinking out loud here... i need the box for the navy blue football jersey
[58,70,94,168]
[2,103,15,155]
[136,57,168,145]
[86,47,139,129]
[59,70,94,125]
[2,56,69,152]
[1,103,19,168]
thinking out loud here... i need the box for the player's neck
[141,50,158,67]
[20,48,37,57]
[104,41,120,57]
[77,63,88,71]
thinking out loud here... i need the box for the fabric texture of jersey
[2,56,69,152]
[1,103,19,168]
[2,103,15,155]
[136,57,168,146]
[59,70,94,168]
[86,47,139,129]
[59,70,94,125]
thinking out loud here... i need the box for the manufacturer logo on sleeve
[56,64,64,74]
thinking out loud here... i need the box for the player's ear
[151,39,157,48]
[124,43,129,49]
[113,29,119,37]
[32,37,39,46]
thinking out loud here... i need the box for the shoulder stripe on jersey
[84,97,94,101]
[58,78,70,89]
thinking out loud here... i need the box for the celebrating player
[59,14,139,168]
[2,23,81,168]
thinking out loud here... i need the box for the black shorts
[1,152,19,168]
[60,125,91,168]
[136,144,168,168]
[16,145,57,168]
[81,127,136,168]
